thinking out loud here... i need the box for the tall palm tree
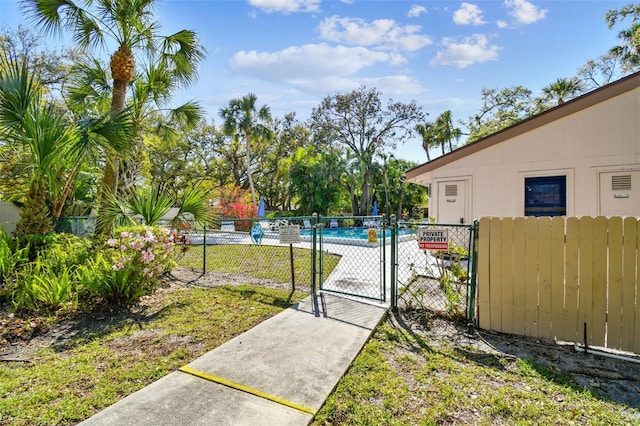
[0,53,132,237]
[415,122,435,161]
[542,77,584,105]
[23,0,206,197]
[219,94,273,208]
[434,110,461,155]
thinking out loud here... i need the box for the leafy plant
[89,226,175,304]
[11,261,76,313]
[0,228,29,290]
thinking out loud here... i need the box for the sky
[0,0,632,163]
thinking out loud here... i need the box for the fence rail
[477,216,640,354]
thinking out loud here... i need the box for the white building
[406,72,640,223]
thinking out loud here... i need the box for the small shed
[406,72,640,223]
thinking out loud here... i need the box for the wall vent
[445,184,458,197]
[611,175,632,191]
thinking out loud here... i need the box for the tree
[606,4,640,72]
[541,77,584,106]
[23,0,206,198]
[577,52,628,90]
[465,86,535,142]
[415,122,435,161]
[0,53,132,237]
[310,86,424,216]
[371,156,427,218]
[219,94,273,208]
[286,146,344,215]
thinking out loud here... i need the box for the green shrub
[11,261,76,313]
[0,228,30,291]
[82,226,175,305]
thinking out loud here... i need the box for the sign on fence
[279,225,301,244]
[418,228,449,250]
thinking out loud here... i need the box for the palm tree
[96,185,213,231]
[219,94,273,208]
[23,0,206,197]
[415,122,436,161]
[433,110,462,155]
[0,53,132,237]
[542,77,584,105]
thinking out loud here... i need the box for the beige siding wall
[429,88,640,220]
[477,216,640,354]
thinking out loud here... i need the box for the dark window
[524,175,566,217]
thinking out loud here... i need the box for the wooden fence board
[607,217,623,350]
[512,218,527,335]
[578,217,593,345]
[622,217,637,352]
[476,216,639,355]
[501,218,515,334]
[489,217,503,331]
[550,217,565,341]
[591,217,608,347]
[524,218,539,337]
[537,218,552,339]
[564,218,580,343]
[477,217,491,330]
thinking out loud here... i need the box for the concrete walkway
[79,293,387,426]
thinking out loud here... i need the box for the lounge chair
[220,221,235,232]
[303,219,312,229]
[329,219,338,228]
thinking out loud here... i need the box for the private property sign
[418,228,449,251]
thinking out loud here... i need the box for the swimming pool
[300,227,415,246]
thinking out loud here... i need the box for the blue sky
[0,0,631,162]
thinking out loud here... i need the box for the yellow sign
[367,228,378,243]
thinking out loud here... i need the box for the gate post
[311,213,318,295]
[467,220,479,324]
[390,214,397,308]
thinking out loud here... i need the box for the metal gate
[314,215,388,304]
[390,217,478,321]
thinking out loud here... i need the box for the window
[524,175,566,216]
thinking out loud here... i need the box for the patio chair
[220,221,235,232]
[259,220,272,231]
[303,219,312,229]
[329,219,339,228]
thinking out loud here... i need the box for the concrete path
[79,293,387,426]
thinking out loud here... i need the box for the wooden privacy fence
[477,216,640,354]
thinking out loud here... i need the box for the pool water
[300,227,414,241]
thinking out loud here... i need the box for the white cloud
[228,44,426,96]
[453,3,486,26]
[317,16,432,52]
[248,0,321,14]
[496,20,508,29]
[408,5,427,18]
[430,34,501,68]
[230,43,392,81]
[504,0,547,24]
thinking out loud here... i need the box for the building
[406,72,640,223]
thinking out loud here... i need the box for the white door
[437,180,467,224]
[599,171,640,217]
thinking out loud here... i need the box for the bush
[81,226,175,305]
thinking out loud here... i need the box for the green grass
[177,244,340,286]
[0,285,305,426]
[312,321,639,425]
